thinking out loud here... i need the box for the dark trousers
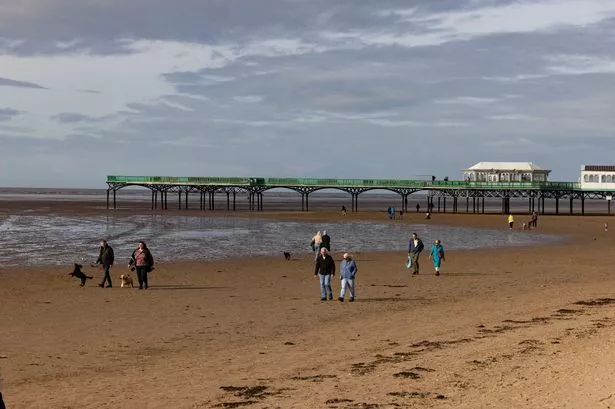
[411,252,420,274]
[0,391,6,409]
[136,266,149,289]
[100,265,112,287]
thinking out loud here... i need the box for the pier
[106,176,615,215]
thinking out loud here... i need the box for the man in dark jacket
[314,247,335,301]
[408,232,424,275]
[0,391,5,409]
[320,230,331,251]
[95,240,115,288]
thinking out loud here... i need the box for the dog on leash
[119,273,134,288]
[283,251,291,261]
[68,263,93,287]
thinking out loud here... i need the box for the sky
[1,0,615,187]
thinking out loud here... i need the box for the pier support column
[555,197,559,215]
[211,191,216,211]
[226,192,230,211]
[437,197,441,213]
[482,197,485,214]
[178,191,182,210]
[570,197,574,215]
[164,191,168,210]
[113,189,117,210]
[305,193,310,212]
[472,197,476,214]
[154,190,158,209]
[466,197,470,213]
[443,197,447,213]
[581,194,585,215]
[608,198,611,215]
[106,189,110,209]
[185,191,188,210]
[453,197,457,213]
[233,191,237,211]
[200,192,204,211]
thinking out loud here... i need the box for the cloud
[0,76,46,89]
[545,54,615,75]
[0,108,22,121]
[52,113,105,123]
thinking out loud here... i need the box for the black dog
[283,252,291,261]
[68,263,93,287]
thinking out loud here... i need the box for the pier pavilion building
[463,162,551,183]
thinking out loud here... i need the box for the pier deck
[105,176,615,215]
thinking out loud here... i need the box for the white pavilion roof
[465,162,550,172]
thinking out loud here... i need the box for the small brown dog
[119,273,134,288]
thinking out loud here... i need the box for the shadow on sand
[147,285,231,291]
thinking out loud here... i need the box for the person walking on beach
[314,247,335,301]
[531,211,538,229]
[129,241,154,290]
[339,252,357,302]
[341,205,347,216]
[416,203,421,213]
[508,214,515,230]
[310,231,323,261]
[321,230,331,251]
[95,239,115,288]
[429,240,445,276]
[408,232,425,275]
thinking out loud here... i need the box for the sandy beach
[1,209,615,408]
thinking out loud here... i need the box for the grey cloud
[52,113,105,123]
[0,76,46,89]
[0,108,22,121]
[0,0,511,56]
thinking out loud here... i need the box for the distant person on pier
[129,241,154,290]
[95,240,115,288]
[416,203,421,213]
[408,232,425,276]
[310,231,323,261]
[321,230,331,251]
[338,253,357,302]
[314,248,335,301]
[508,214,515,230]
[429,240,445,276]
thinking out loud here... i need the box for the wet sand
[1,207,615,408]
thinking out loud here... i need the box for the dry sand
[1,210,615,408]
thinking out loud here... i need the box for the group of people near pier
[94,240,154,289]
[507,211,539,230]
[309,230,446,301]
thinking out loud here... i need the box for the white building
[463,162,551,183]
[580,165,615,190]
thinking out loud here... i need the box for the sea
[0,188,565,267]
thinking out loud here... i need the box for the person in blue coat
[429,239,445,276]
[338,253,358,302]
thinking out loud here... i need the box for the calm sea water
[0,214,561,267]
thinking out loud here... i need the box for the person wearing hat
[338,253,358,302]
[429,239,445,276]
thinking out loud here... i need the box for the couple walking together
[314,248,357,302]
[408,233,446,276]
[95,240,154,289]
